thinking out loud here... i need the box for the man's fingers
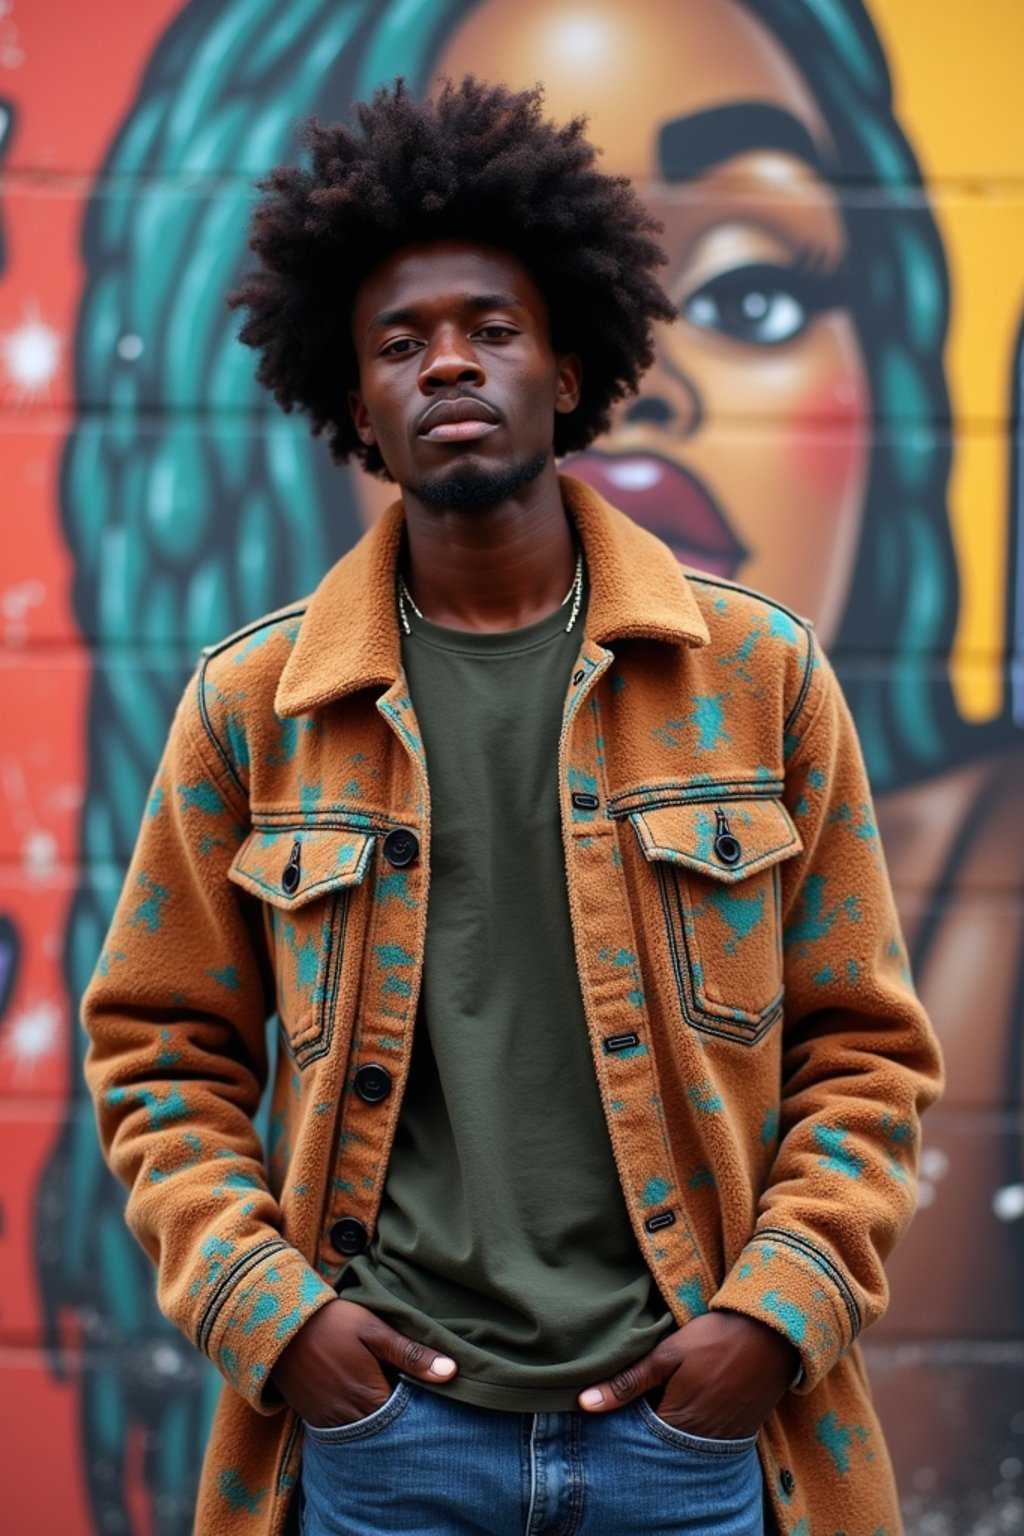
[577,1341,679,1413]
[365,1318,457,1382]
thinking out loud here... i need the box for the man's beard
[410,451,548,511]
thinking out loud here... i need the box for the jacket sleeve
[82,672,337,1412]
[709,635,943,1390]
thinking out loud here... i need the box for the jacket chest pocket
[630,797,802,1046]
[228,826,374,1067]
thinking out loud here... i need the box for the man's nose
[419,328,485,391]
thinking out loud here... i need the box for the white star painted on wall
[1,998,61,1076]
[0,302,62,397]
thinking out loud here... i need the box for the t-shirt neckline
[402,585,587,657]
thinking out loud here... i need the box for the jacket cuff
[709,1227,860,1392]
[200,1238,337,1412]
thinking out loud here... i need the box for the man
[84,78,942,1536]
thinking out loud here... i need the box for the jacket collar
[275,474,710,717]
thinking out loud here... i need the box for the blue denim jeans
[299,1381,764,1535]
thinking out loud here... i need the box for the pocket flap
[228,827,375,910]
[630,798,801,883]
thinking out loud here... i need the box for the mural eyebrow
[658,103,826,182]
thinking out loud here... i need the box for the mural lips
[564,452,746,578]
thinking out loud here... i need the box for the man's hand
[577,1311,799,1439]
[271,1298,457,1429]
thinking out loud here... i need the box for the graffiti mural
[1,1,1022,1531]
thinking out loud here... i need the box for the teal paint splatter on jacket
[814,1125,865,1179]
[128,871,170,932]
[688,693,732,752]
[784,875,861,955]
[179,779,225,815]
[816,1408,869,1473]
[218,1469,267,1515]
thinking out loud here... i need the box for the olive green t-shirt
[341,592,671,1410]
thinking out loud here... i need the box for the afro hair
[228,75,675,476]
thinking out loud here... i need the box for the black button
[572,669,585,685]
[383,828,419,868]
[281,840,301,895]
[644,1209,676,1234]
[780,1470,795,1496]
[714,831,741,866]
[330,1217,368,1256]
[571,791,600,811]
[354,1063,392,1104]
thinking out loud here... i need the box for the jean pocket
[302,1380,412,1445]
[635,1397,758,1456]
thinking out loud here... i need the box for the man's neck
[400,464,576,634]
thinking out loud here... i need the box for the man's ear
[555,353,582,415]
[348,389,376,446]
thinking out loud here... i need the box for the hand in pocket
[272,1298,457,1429]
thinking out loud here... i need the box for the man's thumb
[578,1340,678,1412]
[367,1320,457,1383]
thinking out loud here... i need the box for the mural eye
[682,262,837,345]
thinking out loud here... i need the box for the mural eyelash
[791,243,847,286]
[681,254,849,325]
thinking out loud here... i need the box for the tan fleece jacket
[84,478,942,1536]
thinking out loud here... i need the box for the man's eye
[475,324,516,340]
[682,262,843,346]
[380,337,420,357]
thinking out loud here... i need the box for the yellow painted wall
[871,0,1024,716]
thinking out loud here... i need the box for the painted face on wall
[432,0,871,644]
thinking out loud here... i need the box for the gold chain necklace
[397,548,584,636]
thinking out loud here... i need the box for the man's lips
[565,452,747,580]
[417,396,500,442]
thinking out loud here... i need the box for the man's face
[348,241,580,509]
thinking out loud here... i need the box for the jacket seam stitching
[194,655,249,806]
[250,811,394,832]
[782,655,839,782]
[608,782,783,814]
[200,604,307,662]
[753,1225,862,1340]
[684,571,808,629]
[276,1414,303,1498]
[294,890,350,1069]
[197,1237,290,1356]
[783,625,817,737]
